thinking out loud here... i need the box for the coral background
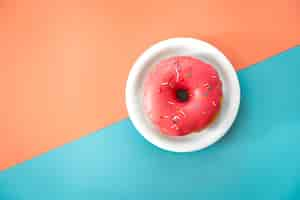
[0,0,299,170]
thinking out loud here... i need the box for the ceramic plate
[126,38,240,152]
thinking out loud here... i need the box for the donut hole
[175,88,189,102]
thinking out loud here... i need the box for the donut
[143,56,223,136]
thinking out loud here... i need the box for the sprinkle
[171,124,177,129]
[212,101,216,106]
[172,115,180,123]
[211,75,217,78]
[203,83,209,87]
[208,85,213,91]
[167,101,175,105]
[175,66,180,82]
[161,115,169,119]
[179,110,186,118]
[160,82,169,86]
[172,115,180,120]
[170,124,179,130]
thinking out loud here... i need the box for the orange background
[0,0,299,170]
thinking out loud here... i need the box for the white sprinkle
[171,124,177,129]
[167,101,175,105]
[203,83,209,87]
[162,115,169,119]
[160,82,169,86]
[211,75,217,78]
[175,66,180,82]
[170,124,179,130]
[172,115,180,121]
[212,101,216,106]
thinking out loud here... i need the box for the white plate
[125,38,240,152]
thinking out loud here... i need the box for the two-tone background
[0,0,300,199]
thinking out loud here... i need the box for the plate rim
[125,37,240,152]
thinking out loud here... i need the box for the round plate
[126,38,240,152]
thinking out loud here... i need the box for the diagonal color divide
[0,46,300,199]
[0,0,299,170]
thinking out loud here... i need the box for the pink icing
[143,56,223,136]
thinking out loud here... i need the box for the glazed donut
[143,56,223,136]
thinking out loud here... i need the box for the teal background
[1,46,300,199]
